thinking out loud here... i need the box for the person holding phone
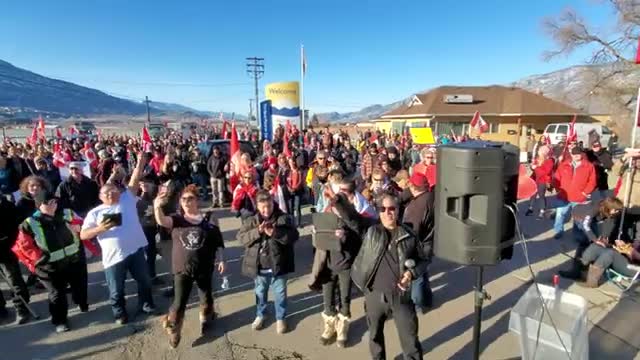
[154,184,225,348]
[237,190,299,335]
[81,152,156,325]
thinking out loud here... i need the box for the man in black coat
[207,146,228,208]
[402,172,435,312]
[237,190,299,335]
[55,162,100,218]
[332,191,427,360]
[0,194,30,323]
[586,140,613,198]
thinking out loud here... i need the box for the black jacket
[333,194,428,292]
[16,194,37,224]
[207,154,227,179]
[0,196,20,262]
[586,149,613,191]
[402,190,435,263]
[56,175,100,217]
[237,207,299,278]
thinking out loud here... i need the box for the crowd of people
[0,121,639,359]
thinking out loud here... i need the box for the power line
[43,75,252,88]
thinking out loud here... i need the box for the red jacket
[554,156,597,203]
[532,158,554,185]
[11,211,100,273]
[231,183,258,212]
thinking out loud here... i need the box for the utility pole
[248,99,254,123]
[144,96,151,124]
[246,57,264,136]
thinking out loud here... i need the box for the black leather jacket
[333,194,428,292]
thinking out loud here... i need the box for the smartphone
[102,213,123,226]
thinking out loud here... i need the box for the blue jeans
[192,173,208,198]
[554,200,577,235]
[254,273,287,320]
[411,271,432,311]
[104,248,154,319]
[288,194,301,226]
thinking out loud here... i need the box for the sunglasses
[379,206,397,213]
[70,167,80,171]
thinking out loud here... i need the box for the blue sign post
[260,100,273,141]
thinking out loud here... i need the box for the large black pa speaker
[434,141,519,266]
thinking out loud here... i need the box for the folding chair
[606,264,640,292]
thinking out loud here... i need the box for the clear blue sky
[0,0,614,115]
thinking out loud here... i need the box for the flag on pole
[28,124,38,145]
[469,111,489,134]
[221,121,228,139]
[37,115,46,140]
[55,127,63,140]
[283,132,292,157]
[636,36,640,65]
[141,126,152,152]
[567,114,577,142]
[301,45,307,76]
[69,126,77,136]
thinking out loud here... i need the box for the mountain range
[0,59,237,120]
[0,58,628,124]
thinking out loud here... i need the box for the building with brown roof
[376,85,594,147]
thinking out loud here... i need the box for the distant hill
[0,59,233,118]
[0,59,151,115]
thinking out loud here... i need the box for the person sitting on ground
[574,206,640,288]
[559,197,623,281]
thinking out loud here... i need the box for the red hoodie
[532,158,554,185]
[554,154,597,203]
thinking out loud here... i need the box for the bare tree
[543,0,640,140]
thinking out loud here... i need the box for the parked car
[198,139,257,160]
[543,122,613,147]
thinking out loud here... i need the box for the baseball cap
[570,147,584,155]
[34,191,59,207]
[409,172,429,188]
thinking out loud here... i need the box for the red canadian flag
[55,127,63,139]
[141,126,152,151]
[37,115,46,140]
[469,111,489,134]
[636,36,640,65]
[567,114,577,142]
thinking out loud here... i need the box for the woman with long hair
[16,175,51,223]
[286,157,303,227]
[525,145,554,219]
[154,184,225,348]
[559,197,624,281]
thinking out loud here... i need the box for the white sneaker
[276,319,287,334]
[55,323,70,333]
[251,316,264,331]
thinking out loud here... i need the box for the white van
[543,122,613,147]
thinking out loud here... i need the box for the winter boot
[585,265,605,288]
[199,304,214,334]
[558,260,585,280]
[335,314,350,348]
[320,313,337,345]
[162,312,184,349]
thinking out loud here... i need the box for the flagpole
[618,85,640,238]
[300,44,305,130]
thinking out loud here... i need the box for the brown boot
[585,265,605,288]
[162,312,184,349]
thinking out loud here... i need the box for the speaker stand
[472,266,491,360]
